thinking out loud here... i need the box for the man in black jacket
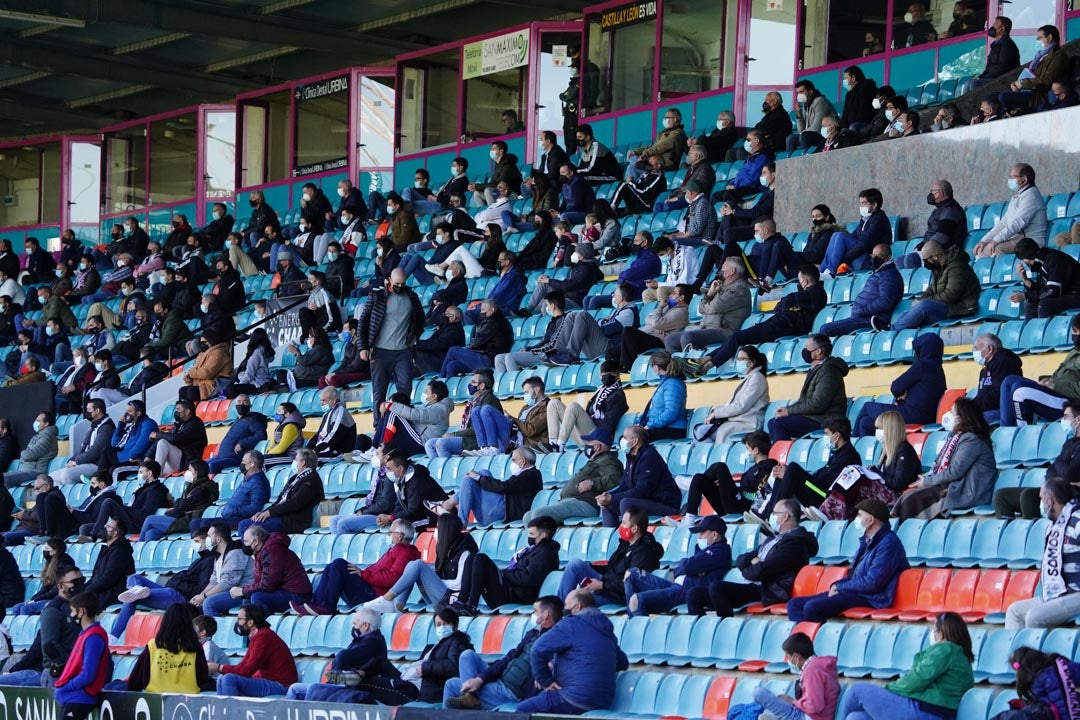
[358,268,426,424]
[451,516,560,615]
[973,16,1021,88]
[444,595,564,710]
[471,141,524,205]
[416,306,466,376]
[274,251,307,297]
[0,544,24,608]
[426,263,468,325]
[439,299,514,376]
[690,499,818,616]
[84,517,136,609]
[759,416,861,517]
[150,399,208,476]
[526,132,570,193]
[573,125,621,185]
[124,216,151,263]
[212,257,246,315]
[974,332,1024,424]
[525,243,603,312]
[51,399,117,484]
[24,236,56,285]
[241,448,325,535]
[197,203,235,251]
[1,566,82,686]
[556,507,663,606]
[327,179,367,230]
[1011,238,1080,319]
[694,111,739,163]
[78,459,172,541]
[381,451,447,529]
[324,242,355,298]
[14,474,76,544]
[448,447,542,525]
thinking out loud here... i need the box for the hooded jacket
[923,245,980,317]
[888,334,947,424]
[386,396,454,442]
[609,443,682,510]
[786,356,849,424]
[243,532,312,597]
[851,260,902,323]
[529,608,630,711]
[923,432,997,512]
[795,655,841,720]
[737,525,819,605]
[594,532,664,603]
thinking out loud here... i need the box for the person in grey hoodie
[790,79,837,151]
[355,380,454,462]
[517,589,629,715]
[4,411,59,488]
[191,522,255,618]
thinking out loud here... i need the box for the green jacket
[1051,348,1080,399]
[922,247,980,317]
[42,296,78,330]
[148,309,186,350]
[786,356,848,424]
[886,641,974,711]
[561,450,624,508]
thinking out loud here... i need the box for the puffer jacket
[923,432,998,513]
[559,451,624,508]
[699,279,751,333]
[386,397,454,442]
[360,542,421,596]
[610,444,682,510]
[18,425,58,474]
[851,260,902,323]
[1029,658,1080,717]
[641,376,687,430]
[923,245,980,317]
[1049,345,1080,400]
[243,532,312,597]
[357,285,426,352]
[889,333,947,424]
[831,526,909,608]
[529,608,630,711]
[267,467,325,534]
[786,356,849,424]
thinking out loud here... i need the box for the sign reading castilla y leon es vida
[463,29,529,79]
[599,1,658,32]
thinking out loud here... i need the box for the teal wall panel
[615,111,654,147]
[693,92,735,135]
[799,69,843,105]
[889,49,936,90]
[1068,16,1080,43]
[586,118,616,146]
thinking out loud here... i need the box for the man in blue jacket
[624,515,732,617]
[787,499,909,621]
[819,188,891,276]
[516,589,629,715]
[109,399,158,479]
[556,163,595,225]
[584,232,661,309]
[208,395,268,473]
[466,252,526,324]
[819,244,903,335]
[596,425,682,527]
[190,450,271,533]
[443,596,563,710]
[715,130,772,204]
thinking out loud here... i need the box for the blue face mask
[892,121,905,133]
[524,393,536,406]
[666,297,678,309]
[45,326,56,337]
[327,252,339,262]
[1007,178,1020,192]
[124,227,133,237]
[224,240,232,250]
[435,625,452,640]
[742,139,753,153]
[340,331,352,344]
[273,412,284,422]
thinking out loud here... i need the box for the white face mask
[337,187,347,198]
[571,251,582,264]
[662,118,674,129]
[820,126,832,138]
[941,411,956,433]
[872,98,883,110]
[715,120,726,131]
[874,428,886,442]
[303,192,312,202]
[74,356,85,367]
[796,92,807,104]
[859,206,871,218]
[213,211,223,220]
[510,461,523,476]
[184,470,195,483]
[291,460,301,475]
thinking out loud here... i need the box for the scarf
[588,380,622,423]
[460,391,489,430]
[1054,657,1080,720]
[279,467,314,505]
[1042,501,1075,601]
[115,417,140,450]
[73,268,91,290]
[931,432,963,473]
[1030,42,1056,71]
[506,543,535,571]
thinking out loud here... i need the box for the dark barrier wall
[0,381,56,452]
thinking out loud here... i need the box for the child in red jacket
[752,632,839,720]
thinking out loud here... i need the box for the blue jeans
[286,683,311,700]
[0,669,50,687]
[388,559,450,605]
[441,347,491,377]
[653,198,688,213]
[399,253,437,285]
[839,682,944,720]
[80,291,115,305]
[999,374,1067,426]
[203,591,243,617]
[139,515,175,542]
[456,477,507,525]
[601,497,681,528]
[819,316,872,337]
[768,414,822,442]
[237,516,285,536]
[112,575,185,638]
[410,199,444,215]
[892,299,948,330]
[329,513,379,535]
[624,567,684,617]
[470,406,511,451]
[426,436,464,458]
[11,599,49,615]
[217,674,288,697]
[787,589,867,622]
[820,231,869,274]
[443,650,521,709]
[582,294,613,310]
[517,690,585,715]
[558,559,614,605]
[560,212,587,225]
[207,453,242,473]
[312,557,377,610]
[367,192,388,222]
[251,588,308,614]
[3,530,34,546]
[753,686,807,720]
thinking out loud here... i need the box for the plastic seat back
[701,676,737,719]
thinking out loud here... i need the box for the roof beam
[111,32,191,56]
[0,91,116,127]
[68,84,153,109]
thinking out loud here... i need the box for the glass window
[939,1,987,39]
[240,103,266,188]
[399,50,460,154]
[40,144,60,224]
[464,67,526,140]
[358,76,395,168]
[238,90,291,188]
[0,147,44,227]
[660,0,736,97]
[149,113,197,204]
[105,127,146,213]
[67,142,101,226]
[1001,0,1055,30]
[586,3,659,115]
[892,1,941,49]
[747,0,797,86]
[205,110,236,200]
[802,0,889,70]
[537,31,578,136]
[294,74,350,176]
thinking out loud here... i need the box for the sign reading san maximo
[463,30,529,79]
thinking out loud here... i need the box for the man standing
[358,268,425,425]
[54,593,111,720]
[210,604,298,696]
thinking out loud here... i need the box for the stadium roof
[0,0,590,139]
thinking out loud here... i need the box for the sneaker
[363,596,399,615]
[804,506,828,523]
[445,692,482,710]
[290,600,311,616]
[76,534,96,544]
[448,600,478,617]
[462,448,484,457]
[743,510,768,528]
[353,449,375,464]
[304,602,332,616]
[117,586,151,604]
[820,269,833,280]
[836,263,851,275]
[476,446,499,456]
[25,535,48,545]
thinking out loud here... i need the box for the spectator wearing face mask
[239,448,324,536]
[840,66,878,135]
[691,111,738,164]
[206,395,267,473]
[323,242,355,298]
[415,304,467,373]
[327,179,366,232]
[973,163,1047,258]
[997,24,1069,114]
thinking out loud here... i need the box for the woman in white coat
[693,345,770,444]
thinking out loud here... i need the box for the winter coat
[18,425,58,474]
[642,376,687,430]
[73,417,117,471]
[841,78,878,128]
[1029,658,1080,718]
[925,198,968,249]
[386,397,454,443]
[292,343,334,383]
[388,208,420,249]
[243,532,312,597]
[113,416,158,464]
[222,471,271,519]
[886,641,974,711]
[795,93,836,134]
[360,542,421,596]
[594,532,664,603]
[634,124,688,170]
[417,630,472,703]
[187,342,233,400]
[157,416,208,470]
[618,249,662,299]
[500,536,560,603]
[674,540,732,593]
[389,463,448,527]
[776,281,827,334]
[832,526,909,608]
[610,444,682,510]
[878,442,921,494]
[166,476,220,523]
[559,450,624,508]
[586,384,629,436]
[786,357,849,424]
[517,232,558,272]
[1049,436,1080,484]
[890,334,947,425]
[982,35,1021,79]
[217,414,268,459]
[699,279,751,333]
[923,432,997,512]
[476,467,542,522]
[488,267,528,311]
[129,480,173,527]
[529,608,630,711]
[975,348,1023,413]
[267,467,325,534]
[480,626,548,701]
[755,107,795,153]
[851,261,902,323]
[707,367,769,434]
[737,525,819,605]
[548,261,603,306]
[166,550,216,600]
[84,538,136,609]
[0,547,23,608]
[729,152,772,191]
[923,245,981,317]
[469,309,514,359]
[358,285,426,351]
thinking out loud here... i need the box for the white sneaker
[118,586,151,604]
[677,513,699,528]
[363,596,400,614]
[804,506,828,523]
[478,446,499,456]
[353,449,375,464]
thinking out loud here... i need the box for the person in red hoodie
[752,632,839,720]
[220,526,312,616]
[55,592,112,720]
[209,604,298,697]
[294,519,421,616]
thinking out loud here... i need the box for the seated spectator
[23,235,56,285]
[83,517,136,610]
[791,79,838,150]
[67,471,117,534]
[970,96,1004,125]
[92,399,159,481]
[894,397,998,520]
[210,604,298,697]
[668,262,751,353]
[529,132,569,193]
[122,602,214,694]
[642,237,700,302]
[192,453,270,534]
[306,387,356,461]
[761,416,861,519]
[664,181,719,249]
[626,108,688,179]
[619,287,692,370]
[471,141,523,205]
[656,146,716,214]
[717,130,773,203]
[691,110,738,163]
[328,449,396,535]
[789,499,908,621]
[891,240,980,330]
[854,334,946,437]
[525,428,623,525]
[691,346,770,445]
[701,266,827,371]
[998,400,1080,519]
[140,460,219,541]
[263,402,306,468]
[427,370,501,458]
[441,301,513,376]
[505,174,559,234]
[0,565,81,685]
[361,380,453,461]
[554,163,595,225]
[974,16,1020,87]
[568,284,640,360]
[819,411,920,520]
[497,294,575,371]
[443,595,563,711]
[0,545,23,608]
[573,124,620,185]
[626,515,731,617]
[364,513,477,613]
[279,327,334,391]
[819,114,862,152]
[819,188,891,276]
[973,332,1024,424]
[224,526,312,616]
[611,154,667,216]
[821,244,903,335]
[193,524,256,618]
[414,308,464,376]
[76,459,170,542]
[9,537,73,613]
[469,250,528,316]
[525,244,603,313]
[367,607,473,705]
[297,271,342,333]
[929,103,965,133]
[675,431,776,524]
[751,632,840,720]
[896,181,967,268]
[1006,647,1080,719]
[973,163,1047,258]
[315,321,368,390]
[1055,220,1080,249]
[450,516,560,616]
[110,528,215,640]
[1042,79,1080,111]
[587,233,661,307]
[997,25,1069,114]
[407,158,470,216]
[177,332,233,405]
[839,612,974,719]
[895,2,938,46]
[1010,237,1080,319]
[597,426,682,526]
[545,361,627,452]
[633,352,688,442]
[1004,479,1080,629]
[50,399,115,484]
[206,396,266,474]
[447,447,542,525]
[558,507,663,607]
[715,165,776,251]
[6,476,74,546]
[864,88,903,140]
[768,334,849,441]
[149,399,208,476]
[240,448,324,536]
[296,519,419,616]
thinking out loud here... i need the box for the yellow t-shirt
[144,639,201,695]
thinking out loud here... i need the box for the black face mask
[870,256,886,271]
[242,545,254,556]
[111,231,122,240]
[583,446,596,458]
[236,404,251,416]
[248,199,258,207]
[811,218,825,227]
[352,628,364,641]
[926,192,938,206]
[923,259,940,271]
[801,348,815,363]
[527,536,537,546]
[601,373,619,386]
[234,621,250,637]
[761,102,771,113]
[987,27,998,38]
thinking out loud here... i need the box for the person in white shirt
[0,269,25,307]
[973,163,1048,258]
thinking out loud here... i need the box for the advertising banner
[463,29,530,79]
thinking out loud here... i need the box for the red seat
[962,569,1011,621]
[701,676,737,719]
[936,389,967,423]
[941,569,980,614]
[868,568,924,620]
[482,616,512,655]
[792,621,820,640]
[745,565,822,614]
[414,531,435,564]
[203,443,218,460]
[390,614,418,652]
[769,441,793,464]
[816,566,849,593]
[906,431,928,458]
[898,567,951,621]
[1000,570,1039,609]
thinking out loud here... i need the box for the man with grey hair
[665,257,751,351]
[440,298,514,376]
[665,179,718,247]
[416,305,465,376]
[973,162,1047,258]
[654,145,716,213]
[212,523,311,616]
[294,517,419,616]
[444,446,542,524]
[718,129,773,205]
[307,386,356,460]
[238,447,324,535]
[691,110,738,163]
[285,607,390,701]
[971,332,1023,424]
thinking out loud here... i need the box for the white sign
[463,29,530,79]
[552,44,569,67]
